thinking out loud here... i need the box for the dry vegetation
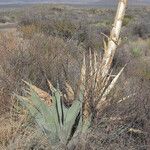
[0,2,150,150]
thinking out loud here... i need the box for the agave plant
[17,83,87,145]
[16,74,90,146]
[16,0,128,148]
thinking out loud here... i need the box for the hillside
[0,0,150,5]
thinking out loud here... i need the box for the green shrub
[53,19,76,39]
[122,15,133,26]
[131,47,141,57]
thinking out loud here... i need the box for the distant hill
[0,0,150,5]
[91,0,150,5]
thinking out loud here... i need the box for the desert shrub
[129,39,150,58]
[114,38,150,68]
[122,14,133,26]
[0,31,83,114]
[18,5,114,43]
[0,31,23,112]
[93,20,111,28]
[0,17,7,23]
[112,34,150,149]
[0,104,52,150]
[27,34,82,87]
[19,16,77,39]
[130,42,142,58]
[19,24,38,39]
[131,47,141,57]
[127,58,150,80]
[133,23,150,39]
[53,19,77,39]
[75,21,109,52]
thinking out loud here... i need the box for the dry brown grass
[19,24,37,39]
[0,99,52,150]
[0,28,82,115]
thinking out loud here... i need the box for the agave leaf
[15,94,40,116]
[47,79,57,94]
[15,94,51,134]
[54,89,63,127]
[23,80,52,107]
[22,81,47,110]
[81,53,86,83]
[62,103,68,124]
[77,54,86,102]
[89,49,93,77]
[102,66,125,100]
[64,100,82,141]
[31,89,58,133]
[65,82,74,102]
[82,114,92,133]
[103,38,108,52]
[117,93,136,103]
[65,100,81,123]
[48,100,60,139]
[96,69,113,101]
[24,82,58,131]
[72,112,83,138]
[16,85,59,135]
[94,50,98,73]
[96,66,125,109]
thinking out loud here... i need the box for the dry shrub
[19,24,38,39]
[133,23,150,39]
[129,39,150,58]
[0,102,51,150]
[108,37,150,150]
[83,74,150,150]
[24,33,82,88]
[123,38,150,81]
[19,14,77,40]
[0,31,23,113]
[0,31,82,114]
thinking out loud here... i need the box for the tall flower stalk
[82,0,128,118]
